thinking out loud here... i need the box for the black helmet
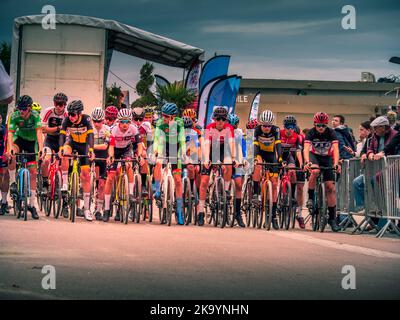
[283,115,297,127]
[17,95,33,109]
[182,116,193,129]
[67,100,84,114]
[212,106,228,119]
[53,92,68,104]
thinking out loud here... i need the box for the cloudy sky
[1,0,399,100]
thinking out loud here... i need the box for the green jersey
[8,110,42,141]
[153,117,186,155]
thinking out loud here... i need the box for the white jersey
[110,124,141,149]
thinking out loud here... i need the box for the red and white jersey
[205,122,234,144]
[42,107,68,129]
[109,124,141,149]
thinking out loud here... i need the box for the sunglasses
[119,120,130,124]
[162,114,174,119]
[134,117,144,122]
[105,117,116,122]
[315,124,327,128]
[262,124,272,128]
[55,103,66,107]
[17,106,29,111]
[214,117,226,122]
[93,119,104,123]
[68,112,78,117]
[285,125,296,130]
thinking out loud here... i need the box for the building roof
[12,14,205,68]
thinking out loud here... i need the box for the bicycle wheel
[290,186,298,229]
[69,172,78,223]
[263,181,273,230]
[23,171,29,221]
[242,179,253,227]
[278,181,291,230]
[311,191,319,231]
[183,177,192,225]
[119,174,129,224]
[166,177,174,226]
[318,183,328,232]
[44,178,52,217]
[89,170,97,212]
[37,172,44,212]
[192,182,198,225]
[53,171,62,219]
[226,180,236,228]
[133,174,142,224]
[216,178,227,228]
[146,174,154,223]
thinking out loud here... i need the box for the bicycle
[277,165,302,230]
[155,157,176,226]
[127,157,142,224]
[36,157,45,212]
[11,152,38,221]
[306,165,336,232]
[182,164,197,226]
[141,162,153,223]
[44,152,63,218]
[241,170,254,227]
[205,162,236,229]
[62,152,89,223]
[252,162,279,230]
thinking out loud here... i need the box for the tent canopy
[12,14,205,68]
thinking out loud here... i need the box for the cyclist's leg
[252,155,263,196]
[320,156,338,226]
[95,163,106,214]
[103,166,116,221]
[61,143,72,191]
[266,153,279,221]
[8,140,21,187]
[307,153,320,206]
[173,164,184,225]
[198,165,211,225]
[234,172,245,227]
[0,165,9,215]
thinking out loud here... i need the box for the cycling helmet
[182,116,194,129]
[212,106,228,119]
[117,108,132,121]
[132,107,145,118]
[91,107,105,121]
[144,106,154,117]
[17,95,33,109]
[105,105,118,119]
[313,112,329,124]
[259,110,276,125]
[53,92,68,104]
[67,100,84,114]
[182,108,197,119]
[31,102,42,113]
[161,102,178,116]
[246,119,258,129]
[283,115,297,127]
[228,113,240,126]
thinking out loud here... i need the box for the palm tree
[156,81,196,116]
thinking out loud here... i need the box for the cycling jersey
[280,129,302,164]
[42,107,67,137]
[8,110,41,141]
[93,125,110,159]
[109,124,141,150]
[204,122,234,145]
[305,127,338,157]
[153,117,186,156]
[59,114,94,148]
[185,127,200,160]
[253,125,282,156]
[133,121,153,150]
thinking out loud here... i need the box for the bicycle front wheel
[69,172,78,223]
[166,177,174,226]
[183,177,192,225]
[263,180,273,230]
[242,179,253,227]
[216,178,227,228]
[318,183,328,232]
[226,179,236,228]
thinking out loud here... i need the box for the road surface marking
[273,232,400,259]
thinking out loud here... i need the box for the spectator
[355,121,371,157]
[332,115,355,160]
[366,116,398,159]
[0,60,13,105]
[387,110,397,128]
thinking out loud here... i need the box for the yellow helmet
[144,105,154,117]
[182,108,196,119]
[32,102,42,113]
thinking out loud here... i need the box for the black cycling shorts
[14,137,36,163]
[109,146,133,171]
[255,151,279,174]
[65,140,89,167]
[45,136,61,153]
[309,153,334,182]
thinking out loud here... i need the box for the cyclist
[0,114,9,215]
[228,113,246,228]
[104,105,118,130]
[143,106,154,124]
[132,107,153,197]
[59,100,95,221]
[280,115,305,229]
[7,95,43,219]
[183,116,201,192]
[182,108,202,131]
[31,102,42,114]
[41,92,68,191]
[303,112,340,232]
[103,108,144,222]
[152,103,186,225]
[253,110,282,230]
[91,107,110,221]
[197,106,236,226]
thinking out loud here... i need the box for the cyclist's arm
[59,118,68,149]
[332,141,339,167]
[108,135,115,158]
[86,120,94,153]
[296,136,303,166]
[229,127,236,160]
[135,133,143,158]
[36,127,44,152]
[275,129,282,160]
[303,141,311,164]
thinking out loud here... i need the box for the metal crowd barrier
[336,158,363,230]
[352,156,400,238]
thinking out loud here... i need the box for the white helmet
[91,107,105,121]
[117,108,132,121]
[259,110,276,125]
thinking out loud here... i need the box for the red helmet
[105,106,118,119]
[246,119,258,129]
[313,112,329,124]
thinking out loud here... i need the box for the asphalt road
[1,211,400,300]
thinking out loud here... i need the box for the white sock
[9,170,16,184]
[1,192,7,203]
[129,182,134,194]
[62,171,68,189]
[104,194,111,210]
[96,199,104,212]
[83,193,90,211]
[30,190,37,207]
[198,200,205,212]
